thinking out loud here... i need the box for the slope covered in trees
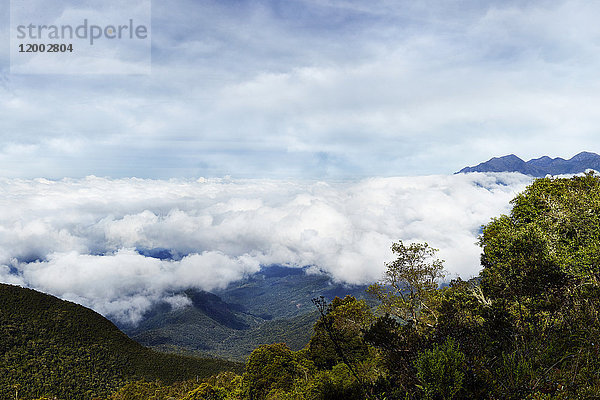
[125,266,370,361]
[5,173,600,399]
[0,284,242,400]
[120,172,600,400]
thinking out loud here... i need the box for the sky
[0,0,599,179]
[0,0,599,323]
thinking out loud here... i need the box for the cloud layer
[0,173,532,323]
[1,0,600,178]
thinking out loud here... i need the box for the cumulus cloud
[15,249,258,324]
[0,173,532,323]
[2,1,600,178]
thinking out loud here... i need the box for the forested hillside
[126,265,370,361]
[104,172,600,399]
[4,173,600,399]
[0,284,242,400]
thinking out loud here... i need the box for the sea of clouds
[0,173,532,324]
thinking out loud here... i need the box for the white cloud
[2,0,596,322]
[2,1,600,178]
[15,249,258,324]
[0,173,532,323]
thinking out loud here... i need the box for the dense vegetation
[126,266,369,361]
[5,173,600,399]
[0,284,242,400]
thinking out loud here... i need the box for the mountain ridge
[457,151,600,176]
[124,265,371,361]
[0,283,242,400]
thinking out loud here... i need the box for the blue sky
[1,0,600,179]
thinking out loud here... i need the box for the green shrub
[414,338,465,400]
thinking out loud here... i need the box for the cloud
[2,0,596,322]
[0,173,532,323]
[15,249,259,324]
[2,1,600,178]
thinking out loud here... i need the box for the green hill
[0,283,242,400]
[125,266,371,361]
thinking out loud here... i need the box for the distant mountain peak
[571,151,598,161]
[503,154,521,159]
[457,152,600,177]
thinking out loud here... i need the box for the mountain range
[457,151,600,176]
[123,265,371,361]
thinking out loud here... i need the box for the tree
[308,296,373,370]
[182,383,228,400]
[361,241,446,398]
[303,364,365,400]
[363,313,425,396]
[477,172,600,397]
[479,173,600,331]
[241,343,299,400]
[414,337,466,400]
[368,241,445,330]
[308,296,377,399]
[480,172,600,302]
